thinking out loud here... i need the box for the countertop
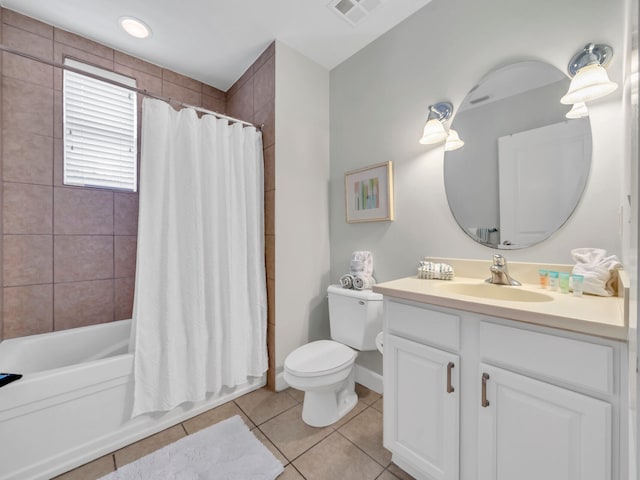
[373,275,628,341]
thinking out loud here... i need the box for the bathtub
[0,319,265,480]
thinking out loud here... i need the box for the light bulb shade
[565,102,589,119]
[444,129,464,151]
[119,16,152,38]
[560,63,618,104]
[419,118,448,144]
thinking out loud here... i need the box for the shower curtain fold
[131,98,267,417]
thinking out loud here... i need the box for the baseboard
[275,371,289,391]
[354,364,383,394]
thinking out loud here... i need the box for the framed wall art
[344,161,394,223]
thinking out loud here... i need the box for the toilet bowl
[283,286,383,427]
[284,340,358,427]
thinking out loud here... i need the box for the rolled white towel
[339,273,355,289]
[353,274,376,290]
[571,248,622,296]
[350,251,373,278]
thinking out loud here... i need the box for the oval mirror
[443,61,592,249]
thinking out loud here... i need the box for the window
[63,58,138,192]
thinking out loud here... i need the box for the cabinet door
[384,334,459,480]
[477,364,611,480]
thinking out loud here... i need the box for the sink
[437,282,554,303]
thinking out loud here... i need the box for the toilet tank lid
[327,285,383,301]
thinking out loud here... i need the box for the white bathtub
[0,319,265,480]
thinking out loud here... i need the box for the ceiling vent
[328,0,384,26]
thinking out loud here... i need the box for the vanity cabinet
[382,298,625,480]
[477,364,611,480]
[385,334,459,480]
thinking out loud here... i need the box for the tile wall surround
[0,9,282,343]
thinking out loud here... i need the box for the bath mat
[99,415,283,480]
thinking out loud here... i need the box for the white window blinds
[63,58,138,192]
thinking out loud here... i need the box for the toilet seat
[284,340,356,378]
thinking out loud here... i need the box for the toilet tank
[327,285,383,351]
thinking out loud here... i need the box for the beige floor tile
[356,383,382,405]
[114,424,186,468]
[183,401,254,434]
[278,464,305,479]
[260,404,333,461]
[371,396,383,413]
[286,387,305,403]
[253,427,289,466]
[377,471,401,480]
[332,399,368,429]
[339,407,391,466]
[294,431,384,480]
[387,462,417,480]
[52,455,114,480]
[235,387,298,425]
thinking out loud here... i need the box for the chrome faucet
[485,254,521,286]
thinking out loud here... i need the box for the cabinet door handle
[481,373,490,407]
[446,362,455,393]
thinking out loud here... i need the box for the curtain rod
[0,43,259,129]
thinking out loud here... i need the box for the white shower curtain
[131,98,267,417]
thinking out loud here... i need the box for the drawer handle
[446,362,455,393]
[481,373,490,407]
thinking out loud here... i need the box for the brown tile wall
[0,9,226,339]
[226,43,276,389]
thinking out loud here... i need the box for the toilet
[284,285,383,427]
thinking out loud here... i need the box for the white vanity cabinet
[477,363,611,480]
[382,298,626,480]
[383,300,462,480]
[385,335,459,480]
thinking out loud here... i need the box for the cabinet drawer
[386,300,460,351]
[479,321,614,395]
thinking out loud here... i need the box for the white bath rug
[99,415,284,480]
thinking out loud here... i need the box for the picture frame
[344,161,394,223]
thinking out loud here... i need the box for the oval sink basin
[437,282,554,303]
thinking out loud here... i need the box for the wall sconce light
[445,129,464,151]
[419,102,452,144]
[560,43,617,104]
[565,102,589,119]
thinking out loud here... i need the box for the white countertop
[373,275,628,341]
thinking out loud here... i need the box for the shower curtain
[131,98,267,417]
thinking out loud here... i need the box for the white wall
[274,42,331,377]
[330,0,627,284]
[620,0,639,477]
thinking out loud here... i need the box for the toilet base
[300,373,357,427]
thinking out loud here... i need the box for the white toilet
[284,285,383,427]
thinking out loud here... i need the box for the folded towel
[339,274,355,289]
[353,274,376,290]
[418,260,455,280]
[571,248,622,296]
[350,251,373,278]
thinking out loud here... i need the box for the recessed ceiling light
[119,16,151,39]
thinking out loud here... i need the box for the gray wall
[330,0,626,284]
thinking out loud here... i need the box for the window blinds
[63,58,138,192]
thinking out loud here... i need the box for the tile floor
[53,384,415,480]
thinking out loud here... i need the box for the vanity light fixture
[119,16,152,39]
[560,43,617,104]
[444,129,464,151]
[419,102,453,145]
[565,102,589,119]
